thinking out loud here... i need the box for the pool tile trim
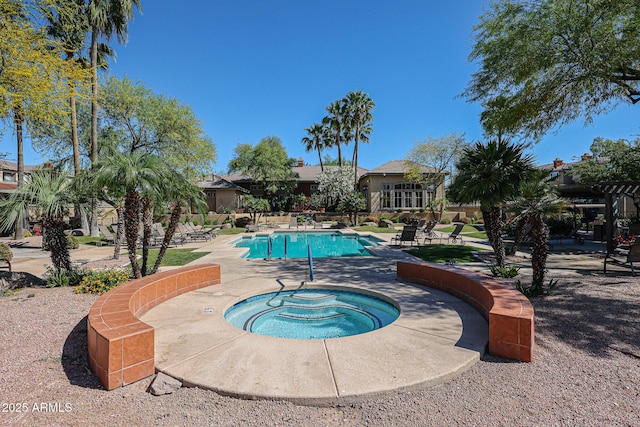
[396,260,534,362]
[87,264,221,390]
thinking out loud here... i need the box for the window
[380,182,427,210]
[310,184,318,192]
[382,184,391,209]
[3,172,15,182]
[250,184,263,191]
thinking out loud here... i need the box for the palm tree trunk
[90,27,99,165]
[140,197,153,277]
[150,204,182,275]
[317,148,323,172]
[124,190,141,278]
[353,128,360,189]
[113,202,124,260]
[89,27,100,238]
[66,50,81,176]
[530,214,549,294]
[511,217,528,255]
[14,105,24,240]
[488,205,506,268]
[44,216,72,272]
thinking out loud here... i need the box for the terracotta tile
[87,325,97,360]
[101,311,138,328]
[106,370,124,390]
[489,339,520,360]
[123,359,155,385]
[122,329,154,367]
[489,313,519,344]
[95,335,110,370]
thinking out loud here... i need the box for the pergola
[595,181,640,254]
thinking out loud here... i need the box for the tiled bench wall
[397,261,534,362]
[87,264,221,390]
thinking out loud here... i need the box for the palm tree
[448,139,534,268]
[344,90,374,188]
[87,0,141,166]
[0,169,75,272]
[95,151,163,278]
[45,0,88,176]
[510,172,563,295]
[150,174,207,275]
[323,100,348,167]
[301,123,326,171]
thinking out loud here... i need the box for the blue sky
[3,0,639,172]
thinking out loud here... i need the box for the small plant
[66,234,80,249]
[74,268,130,295]
[46,269,71,287]
[515,278,558,297]
[44,265,87,287]
[440,217,452,224]
[0,242,13,263]
[490,264,520,278]
[459,217,471,224]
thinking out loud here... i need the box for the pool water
[232,232,383,259]
[224,288,400,339]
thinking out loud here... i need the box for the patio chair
[98,224,116,246]
[444,223,465,245]
[289,215,299,229]
[391,226,419,247]
[188,221,217,239]
[604,240,639,276]
[152,223,185,247]
[420,221,443,245]
[178,222,213,241]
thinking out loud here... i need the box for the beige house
[358,160,445,212]
[197,174,249,213]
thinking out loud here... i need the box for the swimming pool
[232,231,383,259]
[224,288,400,339]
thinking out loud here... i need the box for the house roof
[363,160,438,176]
[0,159,38,173]
[197,174,250,193]
[223,165,369,183]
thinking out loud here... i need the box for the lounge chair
[391,226,419,247]
[152,223,185,247]
[604,240,639,276]
[421,222,443,245]
[188,221,217,239]
[98,224,116,246]
[289,215,299,229]
[178,222,213,241]
[444,223,465,245]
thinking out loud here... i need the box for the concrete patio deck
[140,239,489,403]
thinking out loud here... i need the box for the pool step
[276,311,346,322]
[283,293,335,304]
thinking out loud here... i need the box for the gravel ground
[0,270,639,426]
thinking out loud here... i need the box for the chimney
[581,153,592,161]
[297,157,304,167]
[553,158,563,168]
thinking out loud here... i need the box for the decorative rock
[149,372,182,396]
[378,219,395,228]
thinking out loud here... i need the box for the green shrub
[74,268,130,295]
[46,269,70,287]
[0,242,13,263]
[491,264,520,278]
[66,235,80,249]
[440,217,452,224]
[44,266,87,287]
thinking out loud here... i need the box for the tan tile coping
[396,261,534,362]
[87,264,221,390]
